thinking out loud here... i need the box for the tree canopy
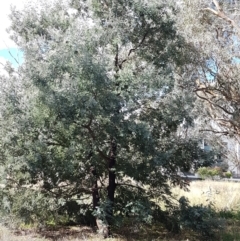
[0,0,221,237]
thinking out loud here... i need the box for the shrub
[224,171,232,178]
[218,210,235,219]
[197,167,208,178]
[197,167,222,179]
[214,162,229,172]
[210,167,223,177]
[178,196,224,237]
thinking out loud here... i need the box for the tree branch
[199,129,229,135]
[114,44,119,68]
[116,182,145,191]
[82,119,110,162]
[195,90,234,115]
[45,141,68,147]
[213,0,222,12]
[204,0,240,38]
[119,32,148,69]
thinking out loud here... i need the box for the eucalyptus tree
[0,0,205,235]
[173,0,240,141]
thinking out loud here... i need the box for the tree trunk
[91,166,100,211]
[107,140,117,225]
[91,166,108,238]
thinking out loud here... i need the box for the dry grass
[171,180,240,240]
[0,225,121,241]
[0,225,49,241]
[2,180,240,241]
[172,180,240,210]
[0,223,199,241]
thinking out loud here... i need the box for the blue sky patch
[0,48,23,66]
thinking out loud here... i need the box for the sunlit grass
[0,225,49,241]
[172,180,240,211]
[171,180,240,241]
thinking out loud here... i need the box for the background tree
[0,0,212,236]
[173,0,240,142]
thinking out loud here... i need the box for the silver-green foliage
[0,0,206,228]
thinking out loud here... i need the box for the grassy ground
[172,179,240,210]
[0,225,49,241]
[2,180,240,241]
[173,180,240,241]
[0,224,196,241]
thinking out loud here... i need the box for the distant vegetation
[197,166,232,179]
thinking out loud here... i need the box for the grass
[0,224,202,241]
[172,180,240,241]
[2,180,240,240]
[0,225,49,241]
[0,224,180,241]
[171,180,240,210]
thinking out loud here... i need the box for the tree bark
[107,140,117,226]
[108,141,116,203]
[91,166,100,211]
[91,166,109,238]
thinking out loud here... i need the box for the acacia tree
[0,0,207,235]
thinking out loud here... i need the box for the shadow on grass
[14,223,202,241]
[14,226,95,241]
[11,213,240,241]
[112,222,201,241]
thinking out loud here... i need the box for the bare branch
[212,0,222,12]
[199,129,229,135]
[204,0,240,38]
[119,32,148,69]
[116,182,145,191]
[204,7,218,15]
[8,49,20,66]
[195,90,234,115]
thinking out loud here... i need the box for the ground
[1,180,240,241]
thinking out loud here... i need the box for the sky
[0,0,25,66]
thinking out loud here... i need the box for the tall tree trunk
[107,140,117,225]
